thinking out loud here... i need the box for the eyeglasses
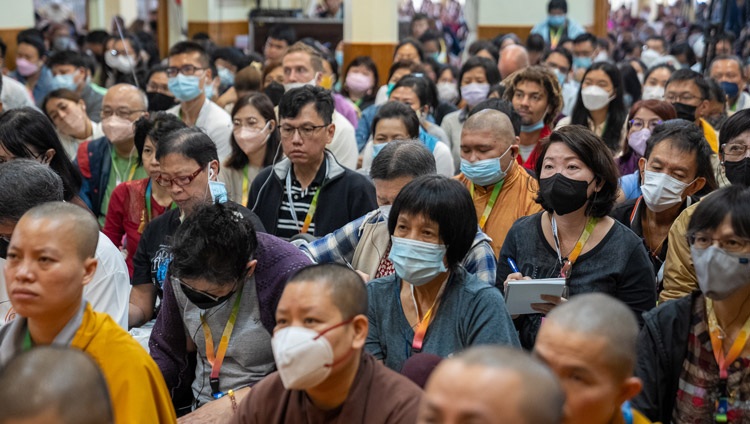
[688,232,750,253]
[175,277,226,303]
[155,167,204,187]
[166,65,207,78]
[279,124,328,140]
[721,143,750,159]
[101,108,146,120]
[630,118,663,131]
[664,92,702,103]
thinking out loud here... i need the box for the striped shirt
[276,166,325,240]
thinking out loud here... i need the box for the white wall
[477,0,594,28]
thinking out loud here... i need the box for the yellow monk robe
[71,304,177,424]
[456,163,543,257]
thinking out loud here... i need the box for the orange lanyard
[241,165,250,206]
[410,279,448,352]
[706,298,750,380]
[200,284,244,397]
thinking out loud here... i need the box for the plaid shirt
[300,210,497,285]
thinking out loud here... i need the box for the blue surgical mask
[460,147,512,187]
[553,68,567,87]
[209,180,228,204]
[335,50,344,68]
[573,56,592,71]
[168,74,203,102]
[389,236,447,286]
[372,142,387,158]
[386,82,396,99]
[52,73,78,91]
[521,118,545,133]
[218,66,235,87]
[204,83,214,100]
[548,15,566,27]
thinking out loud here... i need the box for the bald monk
[499,45,530,79]
[0,346,113,424]
[457,109,543,257]
[231,264,423,424]
[534,293,653,424]
[0,202,176,423]
[418,346,565,424]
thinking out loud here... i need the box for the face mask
[623,93,633,109]
[637,72,645,85]
[572,56,592,71]
[335,51,344,68]
[628,128,651,157]
[692,246,750,300]
[52,73,79,91]
[460,147,512,186]
[553,68,567,87]
[147,92,177,111]
[207,168,228,204]
[217,66,235,87]
[581,85,613,111]
[594,51,609,63]
[461,83,490,108]
[378,204,391,219]
[672,102,697,122]
[388,236,447,286]
[539,173,592,215]
[15,58,39,77]
[640,170,691,212]
[180,282,236,309]
[284,73,318,92]
[548,15,566,27]
[102,116,135,143]
[105,53,135,74]
[641,85,665,101]
[345,72,373,94]
[264,81,285,106]
[168,74,204,102]
[58,106,86,138]
[720,81,739,99]
[372,142,387,158]
[640,49,662,67]
[272,322,351,390]
[724,157,750,187]
[53,36,73,52]
[521,117,545,133]
[437,82,459,104]
[688,33,702,47]
[234,122,271,154]
[204,83,214,100]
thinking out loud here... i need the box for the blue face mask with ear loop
[207,167,228,204]
[372,142,387,158]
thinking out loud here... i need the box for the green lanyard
[22,328,33,351]
[469,180,504,230]
[141,179,177,233]
[110,148,137,185]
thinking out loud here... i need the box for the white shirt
[1,76,35,110]
[168,99,233,161]
[0,232,131,329]
[330,110,358,169]
[58,120,104,161]
[359,139,455,177]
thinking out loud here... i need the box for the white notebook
[504,278,566,315]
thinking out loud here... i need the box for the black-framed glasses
[279,124,328,140]
[174,277,224,303]
[166,65,207,78]
[155,167,204,187]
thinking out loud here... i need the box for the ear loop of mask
[250,134,284,213]
[113,18,141,90]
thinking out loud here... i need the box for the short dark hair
[526,33,547,54]
[719,108,750,148]
[666,68,710,100]
[278,86,334,126]
[342,56,379,102]
[168,40,210,68]
[389,175,477,269]
[458,56,502,104]
[467,40,499,63]
[134,112,188,166]
[85,30,109,45]
[372,101,420,139]
[469,98,522,136]
[17,34,46,58]
[395,38,425,63]
[0,108,81,202]
[170,203,258,285]
[370,139,436,181]
[392,74,438,111]
[155,127,218,167]
[419,30,443,53]
[267,25,296,46]
[227,93,281,170]
[386,60,425,82]
[212,47,249,70]
[644,119,719,192]
[47,50,87,70]
[0,159,63,225]
[0,37,6,59]
[548,0,568,13]
[646,35,668,50]
[287,263,368,318]
[535,125,620,217]
[670,42,697,67]
[643,63,675,83]
[544,47,573,69]
[706,78,726,104]
[146,63,168,85]
[688,185,750,239]
[573,32,597,47]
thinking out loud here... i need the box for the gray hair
[0,159,64,224]
[369,139,437,181]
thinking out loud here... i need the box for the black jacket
[248,151,377,238]
[632,291,698,423]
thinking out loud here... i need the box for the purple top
[617,151,641,177]
[149,232,312,407]
[333,92,359,129]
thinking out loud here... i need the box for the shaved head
[545,293,639,379]
[0,346,113,424]
[462,109,516,147]
[499,45,530,79]
[103,83,148,110]
[287,264,367,319]
[22,202,99,260]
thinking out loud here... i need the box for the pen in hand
[506,257,520,274]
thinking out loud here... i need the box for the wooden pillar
[343,0,398,87]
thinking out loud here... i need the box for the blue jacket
[10,66,55,107]
[76,136,112,218]
[531,17,585,44]
[356,104,439,151]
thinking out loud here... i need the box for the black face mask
[724,157,750,187]
[147,92,178,112]
[673,102,698,122]
[539,173,592,215]
[0,238,8,260]
[180,283,235,310]
[264,81,285,106]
